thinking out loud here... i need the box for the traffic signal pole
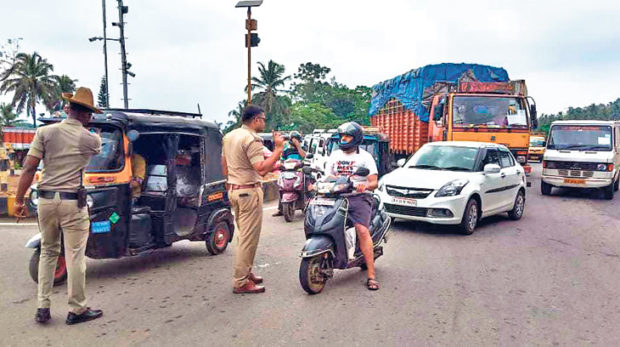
[118,0,129,109]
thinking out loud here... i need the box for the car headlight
[597,163,610,172]
[86,195,94,209]
[377,179,385,192]
[435,179,469,197]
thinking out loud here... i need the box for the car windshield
[86,127,124,172]
[530,137,545,147]
[406,145,479,171]
[327,138,377,157]
[453,96,528,128]
[547,125,612,151]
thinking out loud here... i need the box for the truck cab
[428,81,537,170]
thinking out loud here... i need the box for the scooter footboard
[300,236,335,258]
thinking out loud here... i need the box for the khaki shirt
[222,125,264,185]
[27,118,101,192]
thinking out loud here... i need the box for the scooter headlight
[331,183,349,193]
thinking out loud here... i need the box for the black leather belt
[39,190,78,200]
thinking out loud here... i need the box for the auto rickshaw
[25,109,234,285]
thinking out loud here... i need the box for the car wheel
[603,182,614,200]
[541,181,552,196]
[508,190,525,220]
[459,198,478,235]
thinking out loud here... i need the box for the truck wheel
[29,249,67,285]
[508,190,525,220]
[459,198,478,235]
[299,256,326,294]
[541,181,552,196]
[603,182,614,200]
[282,203,295,222]
[206,222,231,255]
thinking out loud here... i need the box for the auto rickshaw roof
[39,109,221,135]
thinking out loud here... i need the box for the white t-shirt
[325,148,378,177]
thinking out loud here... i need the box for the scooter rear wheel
[282,203,295,223]
[299,256,326,294]
[29,249,67,285]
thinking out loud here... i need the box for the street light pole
[247,7,252,104]
[117,0,129,109]
[102,0,110,105]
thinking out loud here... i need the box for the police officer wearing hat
[15,87,103,324]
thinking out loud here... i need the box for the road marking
[1,205,279,227]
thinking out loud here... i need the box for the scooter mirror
[302,166,313,175]
[354,167,370,177]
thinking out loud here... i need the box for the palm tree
[224,100,246,133]
[250,60,291,113]
[49,74,78,111]
[0,52,58,127]
[0,103,19,145]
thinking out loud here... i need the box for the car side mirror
[354,167,370,177]
[484,164,501,174]
[397,158,406,167]
[530,104,538,128]
[306,153,314,159]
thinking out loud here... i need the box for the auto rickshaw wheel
[206,221,231,255]
[29,249,68,285]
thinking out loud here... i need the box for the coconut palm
[224,100,246,133]
[0,52,58,127]
[250,60,291,114]
[48,74,78,111]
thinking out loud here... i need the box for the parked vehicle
[369,63,537,174]
[307,130,336,177]
[528,133,546,162]
[325,128,393,177]
[376,141,527,234]
[277,158,314,222]
[541,120,620,199]
[26,109,234,285]
[299,167,391,294]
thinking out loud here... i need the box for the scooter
[299,167,391,294]
[277,159,314,222]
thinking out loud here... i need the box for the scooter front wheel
[299,255,327,294]
[282,202,295,222]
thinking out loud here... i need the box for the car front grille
[547,161,599,171]
[557,169,594,178]
[384,203,428,217]
[385,185,433,199]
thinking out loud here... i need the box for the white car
[376,142,527,234]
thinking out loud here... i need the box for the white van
[541,120,620,199]
[307,130,337,175]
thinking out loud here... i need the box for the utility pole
[117,0,129,109]
[236,1,262,106]
[102,0,109,104]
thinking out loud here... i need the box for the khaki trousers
[229,187,263,288]
[37,195,90,314]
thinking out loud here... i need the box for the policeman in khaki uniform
[15,87,103,325]
[222,105,285,294]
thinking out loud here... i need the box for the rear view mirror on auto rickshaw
[127,130,140,142]
[302,166,314,175]
[306,153,314,159]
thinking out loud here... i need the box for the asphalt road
[1,163,619,346]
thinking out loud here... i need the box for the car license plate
[311,198,335,206]
[393,197,417,206]
[564,178,585,184]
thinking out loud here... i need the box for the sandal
[367,278,380,291]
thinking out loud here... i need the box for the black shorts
[346,194,373,228]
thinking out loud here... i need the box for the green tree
[224,100,246,134]
[0,52,58,127]
[0,38,21,82]
[250,60,291,114]
[97,75,109,108]
[48,74,77,111]
[0,103,19,145]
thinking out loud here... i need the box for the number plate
[393,197,417,206]
[311,198,335,206]
[564,178,585,184]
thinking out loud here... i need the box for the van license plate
[311,198,335,206]
[393,197,417,206]
[564,178,585,184]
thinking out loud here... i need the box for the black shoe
[66,308,103,325]
[272,210,283,217]
[35,308,51,324]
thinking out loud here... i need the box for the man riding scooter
[273,131,307,217]
[320,122,380,291]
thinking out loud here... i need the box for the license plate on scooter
[311,198,335,206]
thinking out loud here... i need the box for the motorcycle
[299,167,392,294]
[277,158,314,222]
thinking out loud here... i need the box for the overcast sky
[1,0,619,125]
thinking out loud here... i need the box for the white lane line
[1,205,279,226]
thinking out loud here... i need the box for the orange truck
[369,63,538,172]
